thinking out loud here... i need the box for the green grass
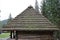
[0,33,10,38]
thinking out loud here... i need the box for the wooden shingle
[2,6,59,30]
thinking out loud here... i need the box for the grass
[0,33,10,38]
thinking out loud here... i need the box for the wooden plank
[15,31,18,40]
[10,31,12,39]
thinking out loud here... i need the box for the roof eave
[0,28,59,31]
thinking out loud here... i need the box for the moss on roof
[3,6,59,30]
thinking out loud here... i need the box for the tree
[8,13,12,24]
[41,0,60,39]
[9,13,12,20]
[41,0,46,16]
[41,0,60,26]
[3,13,12,28]
[35,0,39,13]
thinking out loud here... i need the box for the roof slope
[3,6,59,30]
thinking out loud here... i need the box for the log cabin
[1,6,59,40]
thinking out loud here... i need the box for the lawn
[0,33,10,38]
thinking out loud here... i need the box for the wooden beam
[15,31,18,40]
[10,31,12,39]
[53,31,57,40]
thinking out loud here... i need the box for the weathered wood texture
[3,6,58,31]
[16,31,54,40]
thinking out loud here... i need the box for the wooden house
[1,6,59,40]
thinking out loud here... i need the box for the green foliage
[41,0,60,26]
[0,21,3,28]
[0,33,10,38]
[7,13,12,24]
[41,0,60,39]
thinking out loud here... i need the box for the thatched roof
[1,6,59,31]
